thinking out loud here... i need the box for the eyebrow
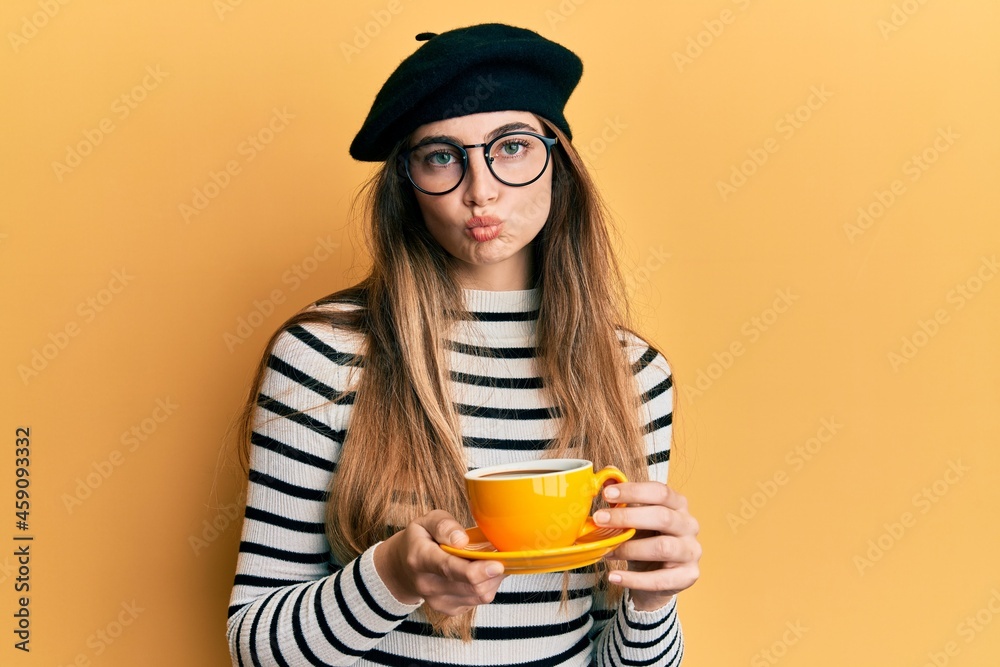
[409,121,541,149]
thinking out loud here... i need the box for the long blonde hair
[236,116,657,638]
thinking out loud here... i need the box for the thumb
[415,509,469,548]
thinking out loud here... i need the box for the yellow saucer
[440,525,635,574]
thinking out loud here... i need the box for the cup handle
[578,466,629,538]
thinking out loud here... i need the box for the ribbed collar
[461,287,541,314]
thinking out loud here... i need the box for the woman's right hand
[373,509,506,616]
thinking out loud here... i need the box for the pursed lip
[466,215,502,229]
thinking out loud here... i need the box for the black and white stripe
[227,288,682,666]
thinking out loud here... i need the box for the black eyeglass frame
[398,131,559,196]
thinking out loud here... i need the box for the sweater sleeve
[590,335,685,666]
[226,324,422,666]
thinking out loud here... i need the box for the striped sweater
[227,287,684,666]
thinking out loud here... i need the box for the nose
[462,146,499,206]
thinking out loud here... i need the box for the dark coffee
[478,468,562,479]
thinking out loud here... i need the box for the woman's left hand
[593,482,701,611]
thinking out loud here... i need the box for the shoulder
[616,326,671,378]
[270,296,368,361]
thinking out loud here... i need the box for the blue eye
[421,146,462,167]
[497,138,531,158]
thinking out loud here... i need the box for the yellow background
[2,1,998,665]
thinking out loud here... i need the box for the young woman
[227,22,700,667]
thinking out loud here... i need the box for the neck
[451,247,535,291]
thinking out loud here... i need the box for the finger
[467,569,506,604]
[428,583,506,613]
[603,481,689,511]
[460,558,506,585]
[434,550,505,585]
[421,560,506,605]
[409,523,505,585]
[607,535,702,565]
[415,510,470,547]
[593,504,698,536]
[417,566,506,604]
[607,564,700,595]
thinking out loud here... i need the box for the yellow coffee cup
[464,459,628,552]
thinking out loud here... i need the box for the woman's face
[406,111,553,291]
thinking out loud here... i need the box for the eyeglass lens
[406,133,550,194]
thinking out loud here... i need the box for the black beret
[349,22,583,162]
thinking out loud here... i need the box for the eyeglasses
[399,131,558,196]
